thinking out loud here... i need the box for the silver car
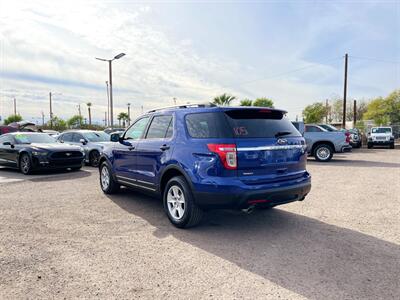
[57,130,112,166]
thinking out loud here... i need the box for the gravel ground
[0,148,399,299]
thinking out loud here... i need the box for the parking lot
[0,148,399,299]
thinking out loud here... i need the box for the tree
[213,93,236,106]
[67,115,84,128]
[86,102,92,125]
[4,114,23,125]
[302,102,328,123]
[117,112,129,127]
[385,89,400,124]
[253,97,274,108]
[47,116,67,131]
[240,99,252,106]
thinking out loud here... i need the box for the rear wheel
[100,162,120,194]
[163,176,203,228]
[19,154,32,175]
[314,144,333,162]
[89,150,100,167]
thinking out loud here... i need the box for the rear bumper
[340,145,352,153]
[192,173,311,209]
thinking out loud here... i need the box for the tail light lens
[345,131,350,143]
[207,144,237,170]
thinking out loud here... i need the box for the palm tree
[240,99,252,106]
[117,112,129,127]
[213,93,236,106]
[86,102,92,125]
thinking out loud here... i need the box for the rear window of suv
[185,109,301,139]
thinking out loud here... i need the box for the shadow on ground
[0,167,92,182]
[307,159,400,168]
[107,189,400,300]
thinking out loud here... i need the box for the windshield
[83,131,110,142]
[372,128,391,134]
[320,124,337,132]
[14,133,56,144]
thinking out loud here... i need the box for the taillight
[207,144,237,170]
[345,132,350,143]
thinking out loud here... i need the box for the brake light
[207,144,237,170]
[345,131,350,143]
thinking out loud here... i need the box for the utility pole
[49,92,53,128]
[173,97,177,105]
[353,99,357,127]
[127,103,131,126]
[342,53,348,129]
[13,98,17,115]
[104,112,107,127]
[325,99,328,123]
[41,111,45,126]
[78,104,82,127]
[141,105,144,114]
[106,81,110,127]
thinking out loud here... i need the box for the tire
[390,143,395,149]
[313,144,334,162]
[367,143,373,149]
[89,150,100,167]
[19,153,32,175]
[99,162,120,194]
[70,166,82,171]
[163,176,203,228]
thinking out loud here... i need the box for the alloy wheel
[167,185,186,220]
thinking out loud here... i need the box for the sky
[0,0,399,124]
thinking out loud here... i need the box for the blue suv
[99,104,311,228]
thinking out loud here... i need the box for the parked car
[99,104,311,228]
[57,130,111,166]
[348,128,362,148]
[292,122,351,162]
[0,132,85,174]
[0,125,18,136]
[367,127,395,149]
[318,124,338,132]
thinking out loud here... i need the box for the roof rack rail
[146,102,217,113]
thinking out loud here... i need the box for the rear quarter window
[185,112,232,138]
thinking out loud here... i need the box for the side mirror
[3,142,14,148]
[79,138,87,145]
[110,133,120,142]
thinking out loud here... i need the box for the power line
[349,55,400,64]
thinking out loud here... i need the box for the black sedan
[0,132,85,174]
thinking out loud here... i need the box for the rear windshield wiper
[275,131,292,138]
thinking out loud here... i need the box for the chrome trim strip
[117,179,156,191]
[136,179,155,186]
[237,145,304,151]
[116,175,136,182]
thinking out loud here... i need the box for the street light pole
[13,98,17,115]
[49,92,53,128]
[96,53,126,129]
[105,81,110,127]
[127,103,131,126]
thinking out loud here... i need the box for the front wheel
[163,176,203,228]
[314,144,333,162]
[19,153,32,175]
[390,143,395,149]
[99,162,120,194]
[367,143,373,149]
[89,150,100,167]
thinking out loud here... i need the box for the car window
[62,132,73,142]
[146,115,173,139]
[305,126,322,132]
[83,131,110,142]
[0,135,13,144]
[185,112,232,138]
[224,109,301,138]
[124,117,150,140]
[72,133,83,143]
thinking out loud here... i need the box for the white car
[367,127,395,149]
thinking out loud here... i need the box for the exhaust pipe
[242,205,256,214]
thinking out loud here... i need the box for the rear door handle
[160,144,170,151]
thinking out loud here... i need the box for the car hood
[28,143,83,151]
[89,141,114,147]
